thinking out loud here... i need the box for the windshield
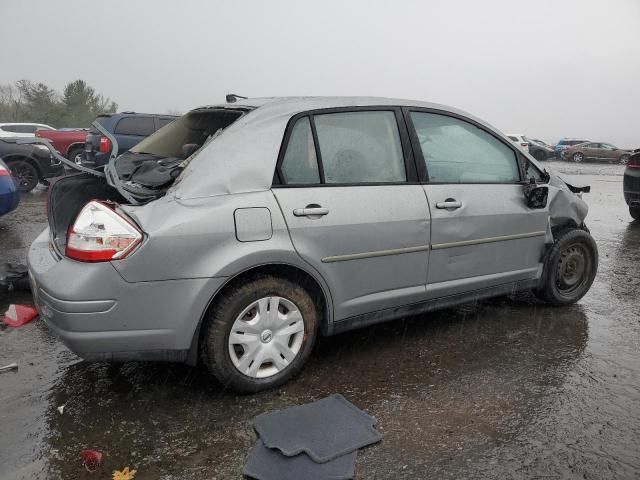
[131,109,245,159]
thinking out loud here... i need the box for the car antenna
[226,94,248,103]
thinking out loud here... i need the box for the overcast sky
[1,0,639,146]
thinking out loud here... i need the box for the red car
[36,128,88,162]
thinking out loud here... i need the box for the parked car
[525,137,555,161]
[82,112,177,168]
[29,97,597,393]
[0,138,65,192]
[562,142,632,164]
[0,158,20,216]
[0,123,55,138]
[623,149,640,220]
[36,128,88,162]
[507,133,529,152]
[555,138,589,158]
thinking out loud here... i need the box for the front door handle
[435,199,462,209]
[293,206,329,217]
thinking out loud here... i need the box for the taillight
[99,136,112,153]
[628,155,640,169]
[0,164,9,176]
[66,201,142,262]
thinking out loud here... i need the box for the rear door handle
[435,200,462,209]
[293,207,329,217]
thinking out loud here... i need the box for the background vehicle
[30,97,597,393]
[82,112,176,168]
[507,133,529,152]
[0,138,65,192]
[563,142,631,164]
[623,149,640,220]
[555,138,589,157]
[526,137,555,161]
[0,123,55,138]
[36,128,88,162]
[0,158,19,216]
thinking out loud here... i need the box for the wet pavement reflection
[0,161,638,479]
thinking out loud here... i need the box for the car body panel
[36,128,88,156]
[0,158,20,216]
[0,123,55,138]
[623,151,640,207]
[0,138,65,180]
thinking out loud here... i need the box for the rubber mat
[243,439,356,480]
[252,394,382,463]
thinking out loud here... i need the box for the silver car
[27,97,598,392]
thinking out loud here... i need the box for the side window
[280,117,321,185]
[524,160,545,182]
[410,112,520,183]
[1,125,16,132]
[313,111,406,183]
[114,117,155,136]
[157,118,175,129]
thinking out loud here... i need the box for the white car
[0,123,55,138]
[507,133,530,153]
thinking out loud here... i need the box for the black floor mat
[243,439,356,480]
[252,394,382,463]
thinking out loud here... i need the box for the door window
[280,117,321,185]
[114,117,155,136]
[410,112,520,183]
[313,111,406,184]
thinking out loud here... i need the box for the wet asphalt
[0,160,638,479]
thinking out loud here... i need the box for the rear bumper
[0,177,20,215]
[28,228,227,362]
[623,168,640,206]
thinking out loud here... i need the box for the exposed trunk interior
[48,173,126,253]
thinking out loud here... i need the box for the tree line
[0,79,118,128]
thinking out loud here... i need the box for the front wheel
[630,206,640,221]
[619,155,630,165]
[572,152,584,163]
[6,159,39,192]
[535,229,598,306]
[533,149,547,161]
[201,276,319,393]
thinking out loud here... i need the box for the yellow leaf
[112,466,137,480]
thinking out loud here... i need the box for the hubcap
[574,153,583,162]
[228,296,305,379]
[556,245,588,294]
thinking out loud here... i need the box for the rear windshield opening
[130,109,245,159]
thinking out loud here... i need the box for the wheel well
[188,263,331,365]
[66,143,84,155]
[4,155,42,177]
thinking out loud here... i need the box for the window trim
[403,107,524,185]
[273,106,420,188]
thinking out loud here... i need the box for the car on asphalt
[0,157,20,216]
[562,142,632,164]
[81,112,177,168]
[28,97,598,393]
[0,137,65,192]
[507,133,529,152]
[525,137,555,161]
[36,128,88,162]
[554,138,589,158]
[623,149,640,220]
[0,122,55,138]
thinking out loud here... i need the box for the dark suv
[82,112,177,168]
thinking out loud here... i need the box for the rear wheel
[533,149,547,161]
[6,159,39,192]
[619,154,630,165]
[630,206,640,221]
[67,146,84,165]
[201,275,319,392]
[535,229,598,306]
[572,152,584,163]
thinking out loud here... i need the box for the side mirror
[523,179,548,209]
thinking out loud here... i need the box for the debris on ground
[2,304,38,327]
[0,263,30,292]
[57,404,65,415]
[0,362,18,373]
[245,394,382,479]
[112,466,137,480]
[81,450,103,473]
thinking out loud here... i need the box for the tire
[619,155,630,165]
[201,275,319,393]
[67,146,84,164]
[535,229,598,306]
[630,206,640,221]
[533,149,547,161]
[6,159,39,192]
[572,152,584,163]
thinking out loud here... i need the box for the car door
[272,109,431,321]
[405,109,549,299]
[112,116,155,154]
[599,143,617,162]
